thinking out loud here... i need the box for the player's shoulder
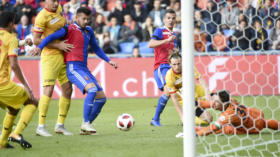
[1,31,17,42]
[165,69,174,82]
[85,26,94,33]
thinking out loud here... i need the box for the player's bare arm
[9,56,36,101]
[148,35,176,48]
[170,93,183,122]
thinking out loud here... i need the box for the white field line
[198,139,280,157]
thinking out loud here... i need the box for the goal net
[193,1,280,156]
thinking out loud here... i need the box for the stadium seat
[139,42,154,54]
[119,42,135,54]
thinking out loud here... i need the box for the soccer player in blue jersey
[149,9,178,126]
[32,7,118,135]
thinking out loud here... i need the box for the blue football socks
[153,94,169,121]
[89,98,106,123]
[83,87,97,122]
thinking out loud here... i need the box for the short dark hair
[0,11,15,28]
[217,90,230,103]
[165,8,176,16]
[76,7,91,16]
[168,53,181,63]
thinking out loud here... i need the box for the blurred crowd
[0,0,182,57]
[194,0,280,52]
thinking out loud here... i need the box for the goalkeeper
[196,90,280,136]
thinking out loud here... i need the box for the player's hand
[109,61,118,69]
[29,47,42,56]
[58,40,74,52]
[166,35,176,42]
[25,38,33,46]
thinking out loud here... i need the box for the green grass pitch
[0,98,183,157]
[1,96,280,157]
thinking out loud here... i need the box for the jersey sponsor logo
[84,76,89,80]
[50,17,60,25]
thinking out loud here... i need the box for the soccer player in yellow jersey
[165,54,212,138]
[31,0,74,136]
[0,11,38,149]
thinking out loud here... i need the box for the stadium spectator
[201,0,221,25]
[142,16,156,41]
[251,19,269,50]
[66,0,80,14]
[221,0,240,29]
[0,0,14,12]
[259,0,277,30]
[100,31,118,54]
[269,18,280,50]
[208,28,228,52]
[194,10,207,33]
[104,16,121,52]
[149,0,165,27]
[242,0,258,26]
[107,0,129,25]
[62,3,73,24]
[130,1,148,24]
[16,14,32,55]
[172,1,181,17]
[132,47,142,58]
[13,0,34,24]
[196,0,208,10]
[24,0,37,9]
[194,26,207,52]
[92,13,106,38]
[118,14,142,46]
[229,20,253,51]
[201,0,220,35]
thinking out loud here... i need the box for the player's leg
[54,55,73,136]
[9,98,38,149]
[89,91,106,124]
[66,63,98,135]
[54,82,73,136]
[0,81,29,148]
[0,107,18,149]
[37,54,63,136]
[36,85,54,137]
[151,64,171,126]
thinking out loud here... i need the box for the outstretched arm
[90,29,118,69]
[170,93,183,123]
[38,27,67,50]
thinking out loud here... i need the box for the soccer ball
[116,113,135,131]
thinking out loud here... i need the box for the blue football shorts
[153,64,171,91]
[67,62,103,94]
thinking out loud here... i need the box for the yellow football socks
[57,96,70,124]
[39,95,51,125]
[0,113,16,147]
[13,104,37,135]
